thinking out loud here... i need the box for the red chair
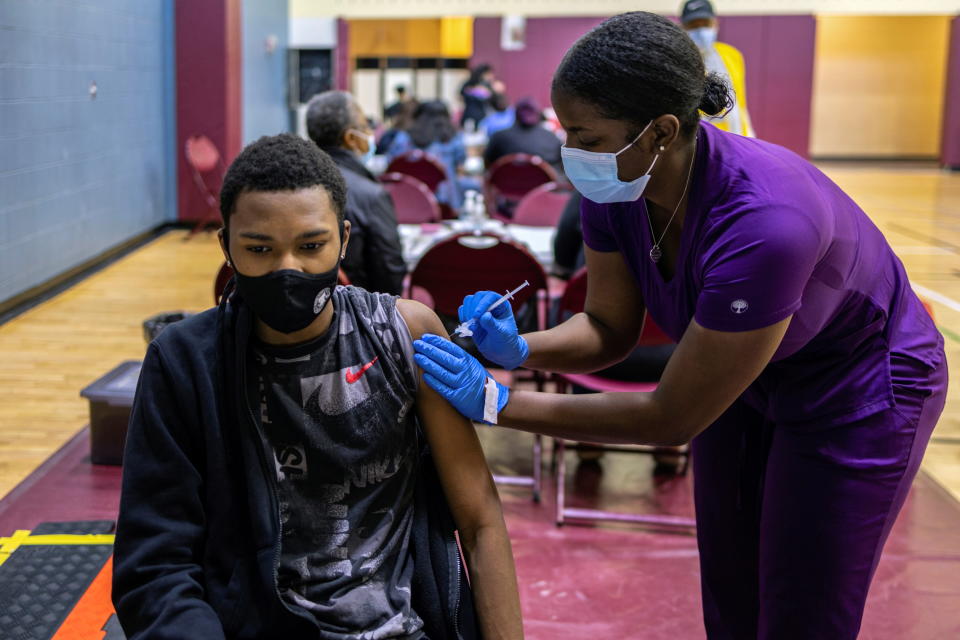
[214,263,351,305]
[552,268,694,530]
[380,173,442,224]
[409,232,549,500]
[385,150,449,193]
[438,203,458,221]
[512,182,573,227]
[185,135,226,236]
[484,153,561,221]
[214,262,234,305]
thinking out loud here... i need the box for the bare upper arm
[396,299,503,533]
[583,246,646,349]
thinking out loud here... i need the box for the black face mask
[233,263,340,334]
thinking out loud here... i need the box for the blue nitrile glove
[458,290,530,370]
[413,334,510,424]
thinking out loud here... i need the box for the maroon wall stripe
[336,18,351,92]
[175,0,242,223]
[471,15,816,158]
[942,16,960,168]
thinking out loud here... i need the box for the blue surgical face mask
[560,120,660,203]
[352,129,377,167]
[687,26,718,51]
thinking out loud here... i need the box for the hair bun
[699,72,733,117]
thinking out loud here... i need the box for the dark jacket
[459,81,492,129]
[484,124,564,177]
[324,147,407,295]
[112,291,477,639]
[553,191,584,279]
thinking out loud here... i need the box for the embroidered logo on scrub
[730,299,749,314]
[346,356,379,384]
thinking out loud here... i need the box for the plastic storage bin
[79,360,142,465]
[143,311,192,344]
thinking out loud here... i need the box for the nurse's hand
[413,334,510,424]
[459,291,530,370]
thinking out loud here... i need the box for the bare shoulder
[396,298,449,340]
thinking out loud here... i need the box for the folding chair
[386,150,449,193]
[512,182,573,227]
[552,268,695,530]
[409,232,549,500]
[484,153,560,221]
[184,135,226,236]
[381,173,442,224]
[214,262,234,305]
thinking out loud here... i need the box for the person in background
[459,63,499,130]
[306,90,406,295]
[681,0,755,137]
[482,91,516,137]
[387,100,479,210]
[378,98,419,156]
[484,97,564,177]
[384,84,410,121]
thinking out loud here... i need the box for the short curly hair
[219,133,347,226]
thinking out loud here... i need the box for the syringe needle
[452,281,530,338]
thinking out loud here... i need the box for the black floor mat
[0,521,116,640]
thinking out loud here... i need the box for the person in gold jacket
[680,0,755,137]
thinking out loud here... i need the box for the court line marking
[889,224,960,253]
[938,325,960,345]
[913,283,960,314]
[912,283,960,344]
[890,246,955,256]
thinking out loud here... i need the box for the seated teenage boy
[112,134,524,640]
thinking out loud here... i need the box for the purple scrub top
[581,122,944,426]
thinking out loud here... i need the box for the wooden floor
[1,163,959,504]
[821,163,960,500]
[0,231,225,498]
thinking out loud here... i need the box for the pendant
[649,246,662,263]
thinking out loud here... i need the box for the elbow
[655,431,694,448]
[655,417,711,448]
[649,404,704,447]
[583,313,641,363]
[456,514,506,556]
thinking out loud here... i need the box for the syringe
[453,280,530,338]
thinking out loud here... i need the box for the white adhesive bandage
[483,377,499,425]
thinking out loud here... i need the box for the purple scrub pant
[692,356,948,639]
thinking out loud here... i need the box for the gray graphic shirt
[249,287,425,640]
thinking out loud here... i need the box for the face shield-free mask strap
[614,120,654,157]
[616,121,660,179]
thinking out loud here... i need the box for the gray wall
[242,0,288,144]
[0,0,176,304]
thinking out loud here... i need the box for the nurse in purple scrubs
[412,11,947,639]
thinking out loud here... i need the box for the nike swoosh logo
[345,356,379,384]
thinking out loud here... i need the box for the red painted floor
[2,426,959,638]
[0,428,121,531]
